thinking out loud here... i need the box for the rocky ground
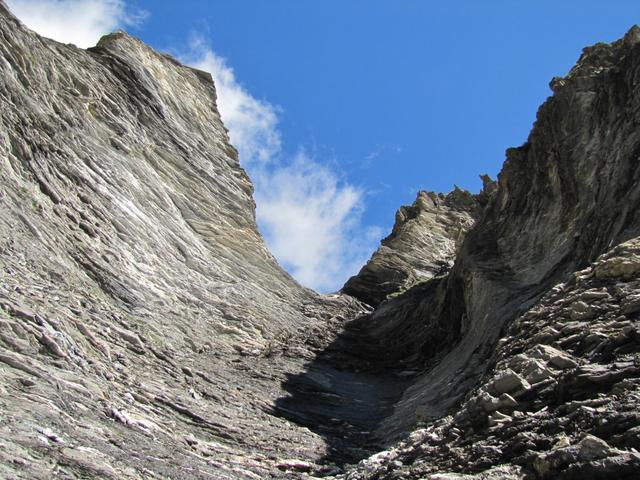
[1,1,640,478]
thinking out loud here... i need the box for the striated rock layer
[372,24,640,442]
[1,1,640,478]
[342,186,486,307]
[334,25,640,479]
[0,3,366,478]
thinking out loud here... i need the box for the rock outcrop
[332,24,640,478]
[0,3,365,478]
[344,238,640,479]
[1,1,640,478]
[342,186,484,307]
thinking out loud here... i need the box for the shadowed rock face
[337,25,640,479]
[1,1,640,478]
[353,24,640,437]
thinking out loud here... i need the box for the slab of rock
[490,371,531,395]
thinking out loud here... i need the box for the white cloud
[254,152,381,292]
[6,0,145,48]
[183,40,380,292]
[185,36,281,165]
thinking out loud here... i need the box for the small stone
[39,333,66,358]
[570,301,594,320]
[275,459,313,472]
[490,370,531,395]
[9,304,36,322]
[580,290,611,301]
[530,345,577,370]
[550,355,577,369]
[37,427,64,444]
[19,378,36,387]
[498,393,518,409]
[511,355,554,383]
[476,392,500,412]
[488,411,511,427]
[553,435,571,449]
[79,220,98,238]
[578,435,612,457]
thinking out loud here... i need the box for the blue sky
[7,0,640,291]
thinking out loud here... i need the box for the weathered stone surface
[490,370,531,395]
[2,1,640,479]
[340,24,640,446]
[342,187,484,306]
[342,238,640,479]
[594,239,640,279]
[331,25,640,480]
[0,3,366,478]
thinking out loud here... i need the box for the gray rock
[342,187,484,306]
[533,435,618,478]
[490,371,531,395]
[0,3,364,478]
[1,1,640,479]
[530,345,578,370]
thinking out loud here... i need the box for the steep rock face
[354,26,640,443]
[342,187,483,307]
[274,26,640,479]
[2,0,640,478]
[345,238,640,479]
[0,11,310,352]
[334,25,640,473]
[0,3,365,479]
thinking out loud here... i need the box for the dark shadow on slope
[272,275,464,470]
[273,314,413,468]
[272,269,550,471]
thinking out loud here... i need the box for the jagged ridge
[342,185,488,307]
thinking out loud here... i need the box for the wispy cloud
[362,143,403,169]
[185,35,281,165]
[183,39,381,292]
[5,0,381,292]
[253,151,383,291]
[6,0,145,48]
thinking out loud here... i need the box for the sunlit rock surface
[342,186,485,307]
[1,1,640,478]
[0,3,365,478]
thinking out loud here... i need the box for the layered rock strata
[1,1,640,479]
[344,238,640,479]
[342,186,484,307]
[0,3,365,478]
[334,25,640,442]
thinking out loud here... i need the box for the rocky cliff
[339,26,640,478]
[342,186,485,307]
[1,1,640,479]
[0,3,364,478]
